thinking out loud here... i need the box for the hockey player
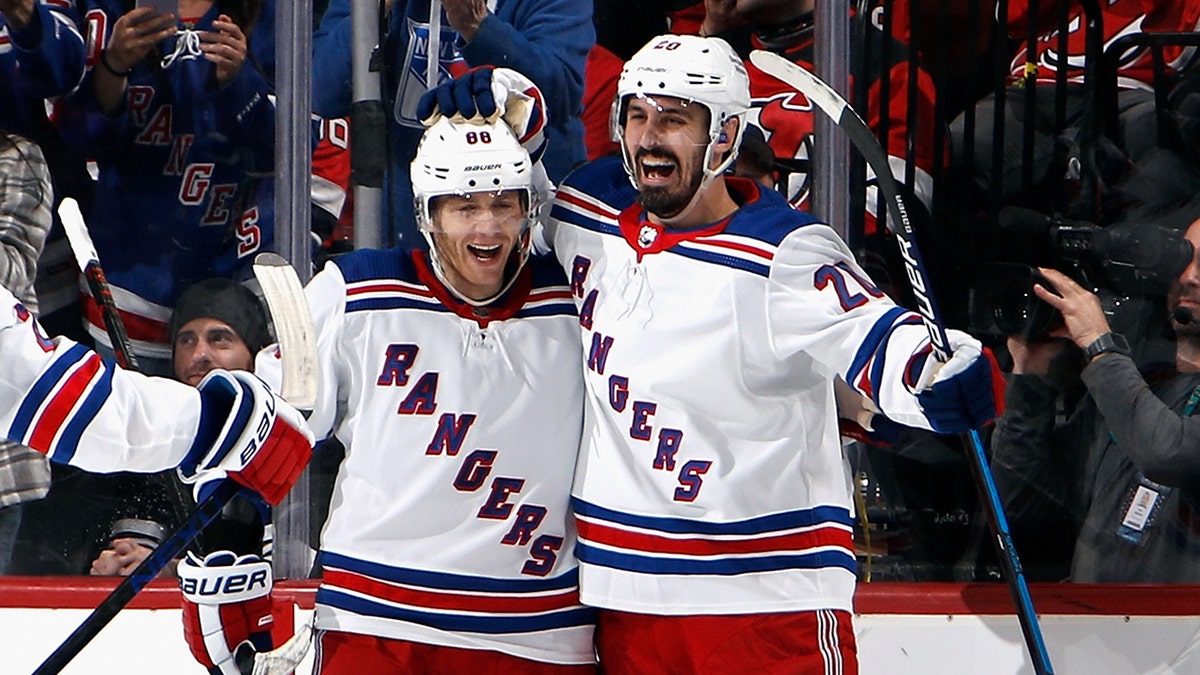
[0,279,314,523]
[422,36,1000,673]
[180,116,595,674]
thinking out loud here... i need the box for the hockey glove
[418,65,497,122]
[417,66,548,163]
[179,370,314,506]
[179,550,278,675]
[915,332,1005,434]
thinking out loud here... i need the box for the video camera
[968,207,1194,339]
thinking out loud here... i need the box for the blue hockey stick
[749,50,1054,675]
[32,481,245,675]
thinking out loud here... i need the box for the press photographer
[990,209,1200,582]
[969,206,1193,341]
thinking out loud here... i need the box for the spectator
[59,0,276,375]
[311,0,593,245]
[703,0,943,237]
[1,0,91,350]
[428,36,999,671]
[0,131,53,574]
[0,0,86,140]
[992,207,1200,583]
[88,277,273,577]
[950,0,1200,215]
[731,122,776,189]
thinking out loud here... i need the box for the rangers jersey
[254,248,594,664]
[61,1,276,360]
[548,156,940,616]
[0,296,214,476]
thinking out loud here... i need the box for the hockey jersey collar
[411,249,534,327]
[618,177,764,261]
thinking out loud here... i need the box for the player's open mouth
[640,158,676,182]
[467,243,503,262]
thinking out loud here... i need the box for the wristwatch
[1083,332,1131,362]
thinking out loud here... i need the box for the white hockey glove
[416,66,548,163]
[179,550,279,675]
[179,370,314,506]
[913,330,1004,434]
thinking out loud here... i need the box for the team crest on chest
[638,224,659,249]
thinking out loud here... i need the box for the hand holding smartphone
[134,0,176,16]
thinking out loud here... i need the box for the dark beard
[637,168,705,220]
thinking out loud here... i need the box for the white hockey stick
[253,252,318,412]
[58,198,141,370]
[249,253,318,673]
[749,49,1054,675]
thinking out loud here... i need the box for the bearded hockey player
[420,35,1002,673]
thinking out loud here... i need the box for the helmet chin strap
[423,229,532,308]
[652,136,737,227]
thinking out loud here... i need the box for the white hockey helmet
[410,117,538,305]
[611,34,752,189]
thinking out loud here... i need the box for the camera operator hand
[1009,266,1114,376]
[1024,265,1114,353]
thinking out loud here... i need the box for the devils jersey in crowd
[735,10,941,236]
[61,1,276,360]
[548,156,944,616]
[1007,0,1200,88]
[253,248,595,664]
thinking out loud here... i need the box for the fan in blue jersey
[311,0,592,246]
[422,35,1001,674]
[0,0,86,138]
[57,0,276,375]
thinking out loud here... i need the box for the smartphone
[135,0,177,16]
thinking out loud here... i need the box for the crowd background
[3,0,1200,585]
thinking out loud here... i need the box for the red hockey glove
[179,370,314,505]
[179,550,279,675]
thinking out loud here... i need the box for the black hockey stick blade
[749,50,1054,675]
[33,480,244,675]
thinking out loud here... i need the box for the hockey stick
[58,198,140,370]
[253,252,318,410]
[33,254,317,675]
[57,198,195,544]
[749,50,1054,675]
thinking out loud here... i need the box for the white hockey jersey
[547,156,940,616]
[255,248,593,664]
[0,300,210,474]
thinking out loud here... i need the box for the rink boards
[3,579,1199,674]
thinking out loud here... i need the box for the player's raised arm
[0,284,313,505]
